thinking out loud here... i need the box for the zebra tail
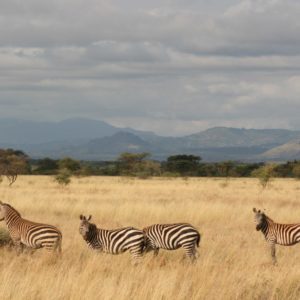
[142,234,147,253]
[142,233,150,253]
[56,234,63,254]
[196,233,201,248]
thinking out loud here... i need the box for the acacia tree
[216,161,234,177]
[251,164,276,189]
[58,157,81,173]
[117,152,155,176]
[164,155,202,176]
[0,149,30,186]
[34,158,58,175]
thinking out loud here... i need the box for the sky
[1,0,300,136]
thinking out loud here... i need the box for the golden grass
[1,176,300,300]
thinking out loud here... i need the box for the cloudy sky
[1,0,300,136]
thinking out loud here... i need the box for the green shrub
[252,164,275,189]
[54,168,71,186]
[292,164,300,179]
[0,228,11,247]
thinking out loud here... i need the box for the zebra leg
[182,243,196,262]
[192,244,199,259]
[54,237,62,255]
[129,245,143,264]
[13,240,24,255]
[145,241,159,257]
[269,242,277,265]
[153,247,159,257]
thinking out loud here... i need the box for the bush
[164,155,201,176]
[252,164,275,188]
[0,228,11,247]
[54,168,72,186]
[58,157,81,173]
[34,158,58,175]
[292,164,300,179]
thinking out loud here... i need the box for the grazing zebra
[0,201,62,254]
[143,223,201,261]
[79,215,145,261]
[253,207,300,264]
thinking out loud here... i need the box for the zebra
[253,207,300,264]
[0,201,62,254]
[79,215,145,261]
[143,223,201,261]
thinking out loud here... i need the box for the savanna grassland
[1,176,300,300]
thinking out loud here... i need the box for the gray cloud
[0,0,299,135]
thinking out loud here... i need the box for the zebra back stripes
[143,223,201,261]
[0,201,62,253]
[79,215,145,260]
[253,207,300,263]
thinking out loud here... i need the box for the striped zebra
[79,215,145,261]
[143,223,201,261]
[0,201,62,254]
[253,207,300,264]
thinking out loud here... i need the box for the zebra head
[79,214,93,238]
[253,208,266,231]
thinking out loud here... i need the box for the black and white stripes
[79,215,145,260]
[0,201,62,253]
[253,207,300,264]
[143,223,201,261]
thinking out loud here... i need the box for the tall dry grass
[1,176,300,300]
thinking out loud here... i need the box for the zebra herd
[1,200,300,264]
[0,201,200,262]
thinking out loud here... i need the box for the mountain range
[1,118,300,161]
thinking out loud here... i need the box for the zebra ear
[87,215,92,221]
[80,214,84,220]
[253,208,257,213]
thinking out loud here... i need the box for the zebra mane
[262,212,273,223]
[88,223,98,232]
[4,203,21,217]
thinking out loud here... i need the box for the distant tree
[117,152,150,176]
[216,161,234,177]
[274,160,298,178]
[98,162,120,176]
[54,168,71,186]
[58,157,81,173]
[0,149,30,186]
[233,163,263,177]
[164,155,202,176]
[79,165,95,176]
[34,158,58,175]
[252,164,276,189]
[135,160,161,178]
[292,163,300,179]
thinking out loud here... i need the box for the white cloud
[0,0,300,135]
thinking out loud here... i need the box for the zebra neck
[5,213,22,228]
[86,230,100,244]
[261,218,273,236]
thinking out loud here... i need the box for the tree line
[1,149,300,185]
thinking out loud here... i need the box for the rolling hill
[1,118,300,161]
[259,140,300,161]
